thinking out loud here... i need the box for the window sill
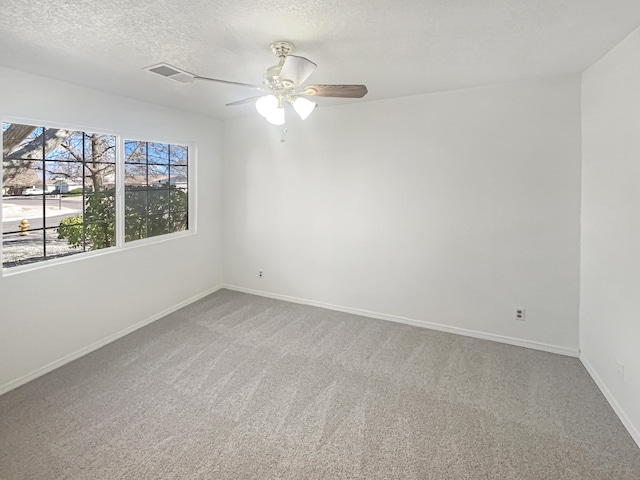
[2,229,195,277]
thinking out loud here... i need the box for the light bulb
[292,97,317,120]
[266,107,285,125]
[255,95,278,117]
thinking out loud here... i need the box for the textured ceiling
[1,0,640,119]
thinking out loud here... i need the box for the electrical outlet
[515,308,525,321]
[616,361,625,380]
[258,270,263,279]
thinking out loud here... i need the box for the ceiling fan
[146,41,368,125]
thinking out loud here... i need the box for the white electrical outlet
[616,361,625,380]
[258,270,263,279]
[515,308,526,321]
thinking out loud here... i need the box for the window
[1,122,190,269]
[124,140,188,242]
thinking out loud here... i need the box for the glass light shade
[255,95,279,118]
[266,107,285,125]
[292,97,317,120]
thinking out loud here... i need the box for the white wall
[0,67,223,392]
[223,76,582,355]
[581,27,640,445]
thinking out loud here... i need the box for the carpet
[1,289,639,479]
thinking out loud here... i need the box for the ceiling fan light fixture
[266,107,285,125]
[292,96,317,120]
[255,95,279,117]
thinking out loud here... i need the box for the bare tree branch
[5,128,73,160]
[3,127,75,189]
[2,124,36,156]
[60,143,83,162]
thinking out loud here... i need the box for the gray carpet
[1,289,639,479]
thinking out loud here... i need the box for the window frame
[1,117,196,276]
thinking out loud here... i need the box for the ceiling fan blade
[226,96,264,106]
[278,55,317,86]
[303,84,368,98]
[194,75,265,90]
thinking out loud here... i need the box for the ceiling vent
[145,63,195,83]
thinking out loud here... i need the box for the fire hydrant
[19,218,30,236]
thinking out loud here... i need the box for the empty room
[1,1,639,478]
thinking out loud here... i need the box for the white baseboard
[222,284,579,358]
[0,284,223,397]
[580,353,640,449]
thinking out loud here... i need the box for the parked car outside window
[22,188,44,196]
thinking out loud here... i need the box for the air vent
[144,63,195,84]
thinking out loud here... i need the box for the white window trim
[1,117,197,276]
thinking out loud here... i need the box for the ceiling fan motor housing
[264,59,284,88]
[264,41,295,89]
